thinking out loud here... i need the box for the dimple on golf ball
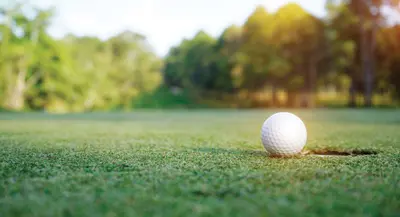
[261,112,307,156]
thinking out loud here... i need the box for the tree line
[1,1,399,112]
[0,3,162,112]
[164,0,400,108]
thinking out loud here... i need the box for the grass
[0,109,399,217]
[132,86,199,109]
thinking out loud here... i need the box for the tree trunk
[302,57,317,108]
[4,69,26,110]
[348,79,357,107]
[287,91,297,108]
[301,92,316,108]
[367,21,377,107]
[83,88,97,110]
[360,16,375,107]
[271,84,278,107]
[1,6,38,111]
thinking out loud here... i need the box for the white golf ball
[261,112,307,156]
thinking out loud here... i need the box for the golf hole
[302,149,378,157]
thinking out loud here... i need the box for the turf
[0,109,399,217]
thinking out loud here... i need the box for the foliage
[0,3,162,112]
[1,2,400,111]
[326,0,400,107]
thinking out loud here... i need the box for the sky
[29,0,327,56]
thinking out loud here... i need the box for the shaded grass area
[132,86,200,109]
[0,109,399,217]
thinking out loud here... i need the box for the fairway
[0,109,399,216]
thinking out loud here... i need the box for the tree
[212,25,243,93]
[271,3,327,107]
[240,6,273,93]
[0,2,162,112]
[64,31,162,111]
[106,31,162,110]
[377,24,400,99]
[163,39,192,88]
[328,0,400,107]
[326,1,361,107]
[163,31,216,93]
[0,4,55,110]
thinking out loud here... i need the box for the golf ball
[261,112,307,156]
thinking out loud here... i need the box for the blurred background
[0,0,399,113]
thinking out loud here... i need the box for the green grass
[0,109,399,217]
[132,86,199,109]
